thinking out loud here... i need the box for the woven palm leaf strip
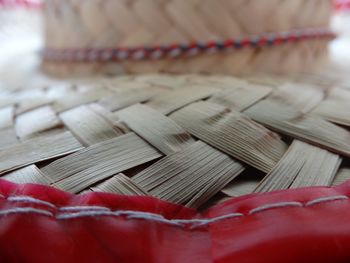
[0,73,349,208]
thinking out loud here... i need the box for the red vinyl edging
[1,179,350,263]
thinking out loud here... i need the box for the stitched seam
[248,202,303,215]
[7,196,56,209]
[59,206,110,212]
[0,194,348,229]
[0,207,53,217]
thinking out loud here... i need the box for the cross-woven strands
[3,165,51,185]
[254,140,342,192]
[0,73,349,208]
[60,105,123,146]
[132,141,244,208]
[0,131,83,174]
[170,101,288,173]
[42,133,162,193]
[118,104,195,155]
[91,173,149,196]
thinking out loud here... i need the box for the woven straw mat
[0,72,349,209]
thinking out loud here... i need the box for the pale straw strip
[2,164,52,185]
[132,141,244,207]
[60,105,123,146]
[118,103,195,155]
[147,85,217,115]
[170,101,287,173]
[15,106,61,139]
[332,168,350,186]
[254,140,341,193]
[312,87,350,127]
[91,173,149,196]
[42,133,162,193]
[0,131,83,174]
[245,100,350,158]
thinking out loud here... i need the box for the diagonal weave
[0,72,349,209]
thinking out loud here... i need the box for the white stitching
[57,210,182,227]
[306,195,348,207]
[0,207,53,217]
[59,206,110,212]
[7,196,56,209]
[126,213,183,227]
[188,213,244,229]
[57,210,115,220]
[173,213,244,226]
[248,202,303,215]
[0,194,349,228]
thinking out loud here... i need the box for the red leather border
[1,178,350,263]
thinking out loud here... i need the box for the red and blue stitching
[42,28,335,63]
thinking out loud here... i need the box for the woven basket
[42,0,334,76]
[1,72,349,209]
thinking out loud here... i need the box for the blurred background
[0,0,349,84]
[331,0,350,66]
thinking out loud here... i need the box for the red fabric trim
[1,179,350,262]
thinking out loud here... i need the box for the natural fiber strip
[91,173,149,196]
[332,168,350,186]
[185,162,242,208]
[88,103,120,123]
[147,85,217,115]
[245,100,350,158]
[99,86,161,111]
[2,165,51,185]
[53,87,112,113]
[170,101,287,173]
[222,173,261,197]
[0,128,18,149]
[0,131,83,174]
[15,106,61,139]
[132,141,244,208]
[0,106,14,129]
[42,133,162,193]
[88,103,130,133]
[312,87,350,127]
[291,72,337,88]
[134,74,188,89]
[60,105,123,146]
[246,75,287,87]
[118,104,195,155]
[254,140,341,192]
[208,83,272,111]
[269,83,325,113]
[14,89,52,115]
[184,75,246,88]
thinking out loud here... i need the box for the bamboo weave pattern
[0,72,349,209]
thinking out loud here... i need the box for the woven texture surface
[42,0,333,75]
[0,72,349,209]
